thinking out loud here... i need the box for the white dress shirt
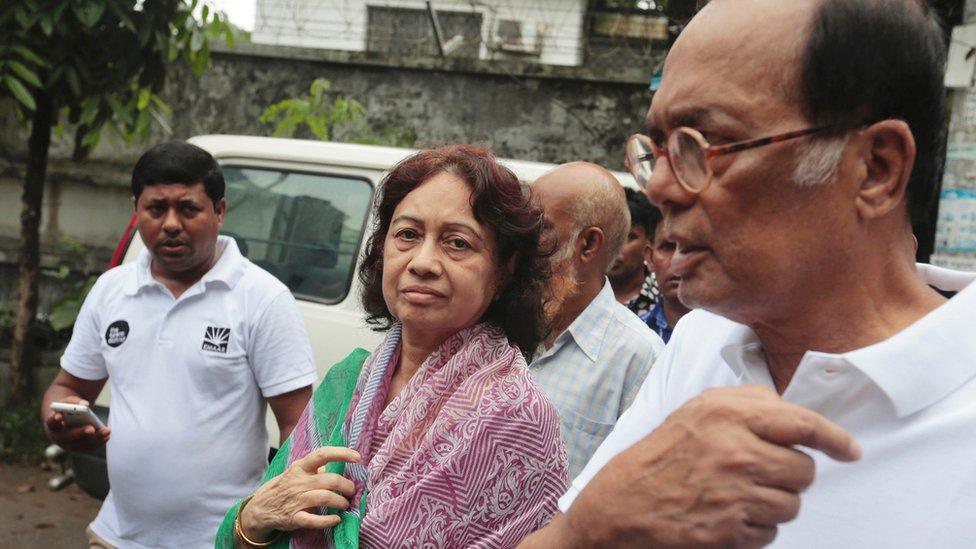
[560,264,976,548]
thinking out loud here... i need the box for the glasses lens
[625,135,654,189]
[671,129,709,191]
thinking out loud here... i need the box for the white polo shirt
[561,264,976,548]
[61,236,317,549]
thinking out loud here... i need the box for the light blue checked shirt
[530,279,665,478]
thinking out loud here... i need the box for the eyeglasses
[625,125,841,193]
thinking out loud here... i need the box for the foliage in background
[41,236,98,332]
[261,78,416,148]
[0,0,233,407]
[0,399,46,465]
[0,0,235,153]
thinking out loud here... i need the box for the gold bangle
[235,494,283,548]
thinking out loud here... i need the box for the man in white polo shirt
[41,141,317,548]
[522,0,976,547]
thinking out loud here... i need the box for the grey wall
[164,43,653,168]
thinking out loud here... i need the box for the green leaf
[65,67,81,96]
[137,18,152,46]
[79,97,100,125]
[4,76,36,110]
[73,1,106,28]
[81,126,102,149]
[40,13,53,36]
[106,1,136,32]
[105,95,132,125]
[14,7,32,30]
[52,2,69,24]
[11,45,47,68]
[150,94,172,114]
[137,88,151,110]
[7,61,42,88]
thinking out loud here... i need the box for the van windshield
[220,166,373,303]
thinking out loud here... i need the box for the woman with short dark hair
[217,145,567,549]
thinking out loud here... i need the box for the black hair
[359,145,551,356]
[130,140,225,207]
[624,187,663,239]
[800,0,947,227]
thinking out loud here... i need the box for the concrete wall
[161,43,652,165]
[254,0,587,66]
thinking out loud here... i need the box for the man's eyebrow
[644,106,716,134]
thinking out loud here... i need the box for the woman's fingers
[301,489,351,511]
[297,447,362,474]
[310,472,356,497]
[292,510,342,530]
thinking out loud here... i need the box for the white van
[75,135,636,499]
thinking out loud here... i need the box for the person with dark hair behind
[645,214,692,343]
[217,145,567,548]
[41,141,317,548]
[609,188,663,318]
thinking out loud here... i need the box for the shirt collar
[123,235,247,296]
[719,263,976,417]
[561,279,617,362]
[841,265,976,417]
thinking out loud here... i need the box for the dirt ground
[0,462,100,548]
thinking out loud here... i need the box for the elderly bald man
[530,162,664,478]
[522,0,975,547]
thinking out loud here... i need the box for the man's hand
[524,386,860,548]
[44,396,111,452]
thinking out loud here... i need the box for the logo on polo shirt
[105,320,129,348]
[202,326,230,353]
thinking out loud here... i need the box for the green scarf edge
[215,348,370,549]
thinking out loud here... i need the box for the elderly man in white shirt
[521,0,976,547]
[530,162,664,477]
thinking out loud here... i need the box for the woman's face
[382,171,501,343]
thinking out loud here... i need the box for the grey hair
[562,180,631,274]
[791,134,849,187]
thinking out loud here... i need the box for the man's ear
[132,196,138,211]
[215,198,227,227]
[578,227,605,263]
[854,119,915,221]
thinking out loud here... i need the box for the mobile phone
[50,402,106,430]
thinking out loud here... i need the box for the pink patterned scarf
[349,322,567,548]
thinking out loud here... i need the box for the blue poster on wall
[936,188,976,253]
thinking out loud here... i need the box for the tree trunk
[7,91,53,408]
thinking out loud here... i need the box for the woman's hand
[240,447,361,543]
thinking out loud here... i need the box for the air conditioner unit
[491,19,542,55]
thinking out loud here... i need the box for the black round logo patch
[105,320,129,348]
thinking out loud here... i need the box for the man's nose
[161,208,182,233]
[645,156,696,209]
[407,238,443,278]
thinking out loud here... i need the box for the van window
[220,166,373,303]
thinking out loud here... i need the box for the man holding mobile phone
[41,141,317,549]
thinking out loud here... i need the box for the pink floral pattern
[353,323,567,548]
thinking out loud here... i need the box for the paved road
[0,463,100,548]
